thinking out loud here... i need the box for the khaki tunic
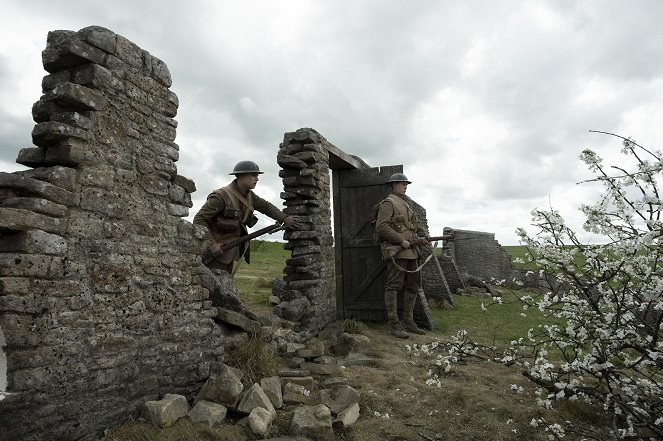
[375,192,423,293]
[375,193,419,260]
[193,180,287,267]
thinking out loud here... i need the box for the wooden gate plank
[333,165,402,320]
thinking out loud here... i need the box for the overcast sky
[1,0,662,244]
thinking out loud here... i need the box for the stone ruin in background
[0,26,517,441]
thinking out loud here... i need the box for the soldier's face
[393,181,408,195]
[237,173,259,191]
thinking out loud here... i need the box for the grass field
[236,241,552,348]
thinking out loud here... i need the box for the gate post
[276,129,336,339]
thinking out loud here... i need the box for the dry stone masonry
[442,227,514,286]
[0,26,224,441]
[274,129,338,340]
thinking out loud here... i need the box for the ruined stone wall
[274,129,337,340]
[443,227,514,283]
[0,27,223,441]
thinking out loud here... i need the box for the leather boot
[385,290,409,339]
[402,290,426,335]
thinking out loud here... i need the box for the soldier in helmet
[375,172,428,338]
[193,160,301,276]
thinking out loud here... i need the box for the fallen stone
[300,360,340,376]
[333,402,360,429]
[280,376,315,391]
[194,363,244,408]
[248,406,274,437]
[289,404,334,440]
[142,393,189,428]
[236,383,276,418]
[260,376,283,409]
[187,400,227,427]
[282,382,312,405]
[295,339,325,359]
[319,385,360,415]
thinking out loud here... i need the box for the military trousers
[384,258,422,293]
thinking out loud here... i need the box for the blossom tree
[419,133,663,440]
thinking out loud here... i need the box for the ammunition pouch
[245,213,258,228]
[380,242,391,261]
[215,216,239,233]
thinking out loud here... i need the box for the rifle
[387,235,456,258]
[219,222,286,253]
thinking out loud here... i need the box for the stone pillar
[0,26,223,441]
[275,129,336,340]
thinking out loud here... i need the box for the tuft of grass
[253,276,273,289]
[339,318,368,334]
[224,335,279,385]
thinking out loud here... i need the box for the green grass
[432,289,563,348]
[233,240,287,313]
[237,242,562,350]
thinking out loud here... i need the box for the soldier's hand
[400,239,411,249]
[210,242,224,257]
[418,238,429,246]
[284,215,303,230]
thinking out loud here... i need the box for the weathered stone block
[139,173,170,196]
[151,55,172,87]
[277,154,307,169]
[78,26,118,53]
[50,82,108,110]
[67,39,106,65]
[319,385,359,415]
[188,400,228,427]
[25,165,78,192]
[44,142,97,167]
[0,197,68,218]
[333,402,360,429]
[194,363,244,408]
[72,63,119,91]
[260,376,283,409]
[0,207,64,234]
[16,148,46,167]
[289,404,334,440]
[115,34,143,68]
[236,383,276,417]
[0,172,78,206]
[142,394,189,428]
[247,406,273,437]
[216,308,260,334]
[0,230,67,255]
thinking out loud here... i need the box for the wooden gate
[332,165,403,320]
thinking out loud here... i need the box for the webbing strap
[223,185,253,224]
[390,242,438,273]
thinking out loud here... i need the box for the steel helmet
[229,160,264,175]
[387,173,412,184]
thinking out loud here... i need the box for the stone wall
[0,27,223,441]
[274,129,337,340]
[442,227,514,283]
